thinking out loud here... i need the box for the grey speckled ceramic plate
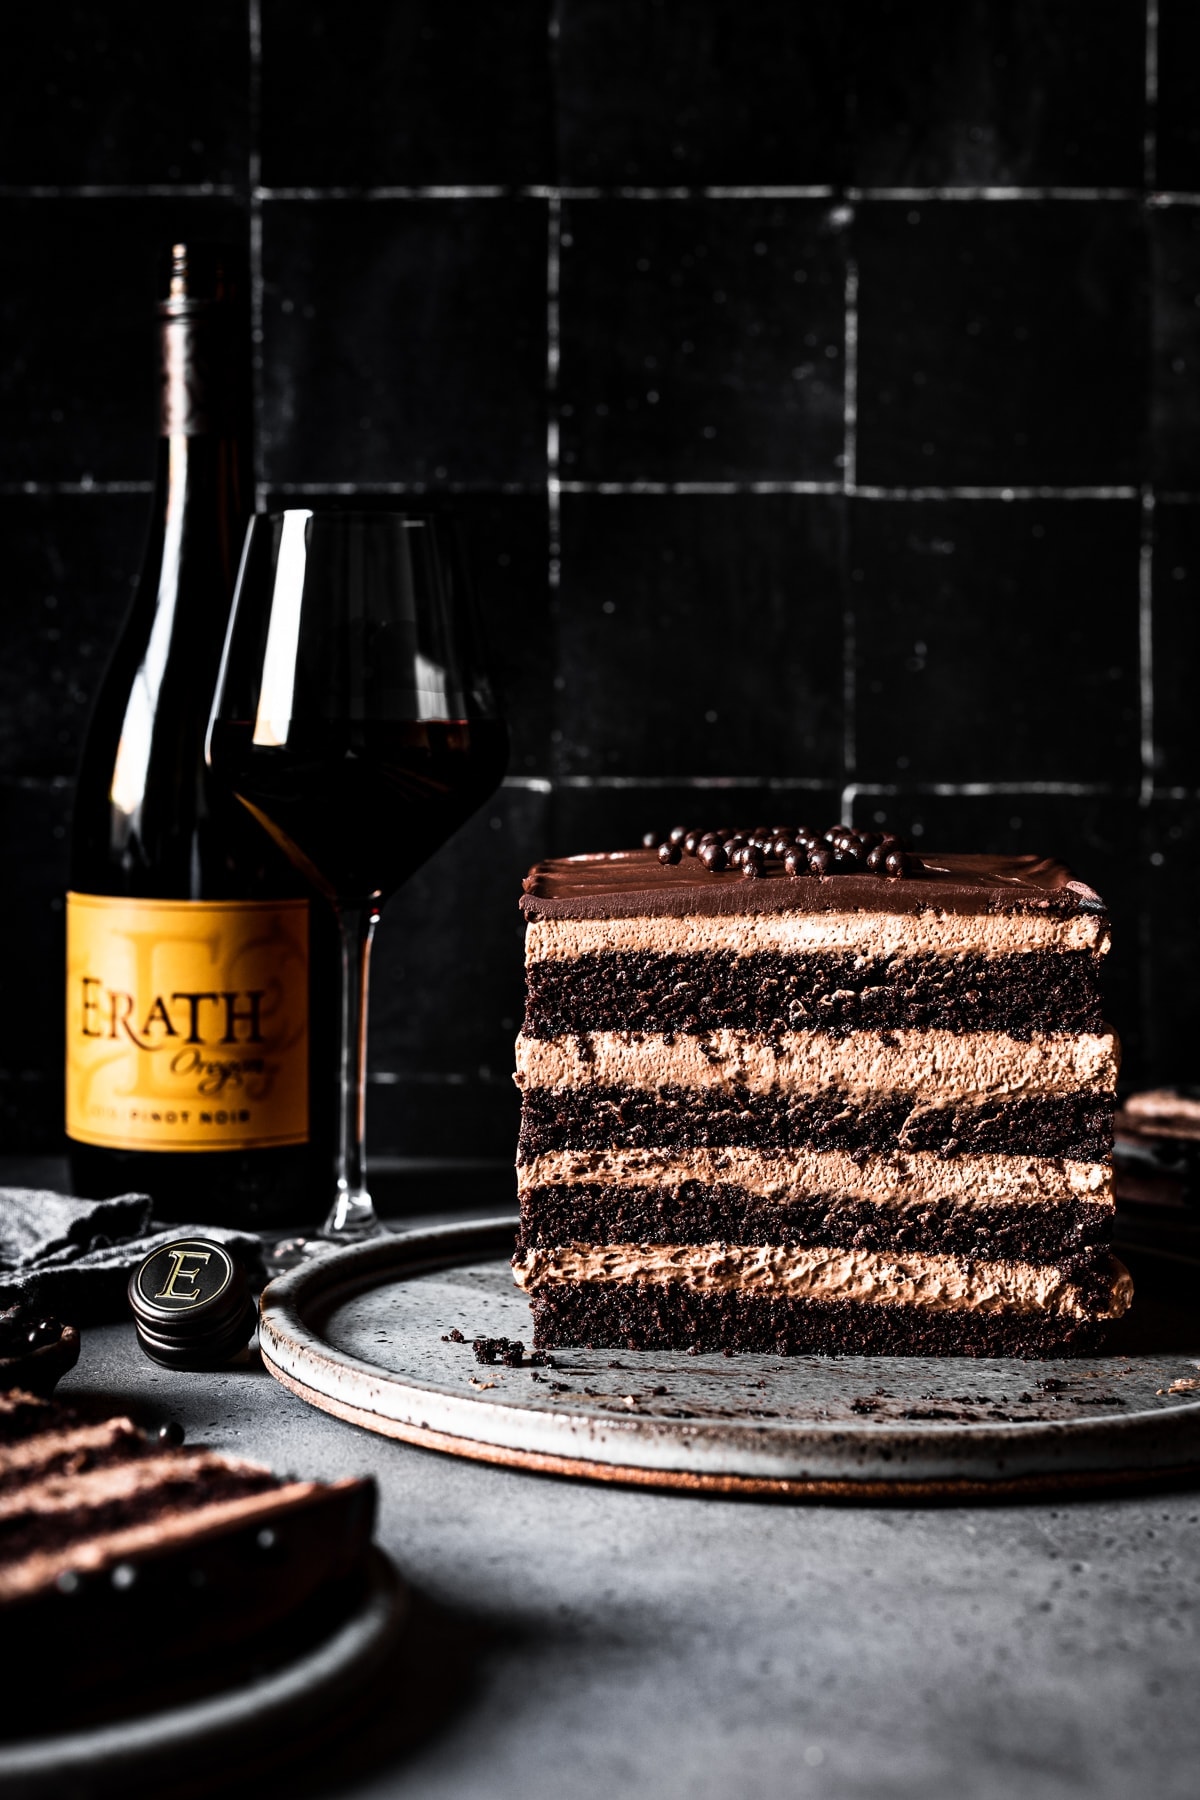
[259,1219,1200,1501]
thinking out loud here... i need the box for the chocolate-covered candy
[651,821,913,879]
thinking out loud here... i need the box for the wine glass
[206,509,507,1243]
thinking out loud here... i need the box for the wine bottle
[66,242,332,1226]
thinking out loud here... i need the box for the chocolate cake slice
[511,829,1133,1357]
[0,1389,376,1715]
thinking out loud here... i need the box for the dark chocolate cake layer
[523,949,1104,1040]
[527,1284,1111,1358]
[518,1085,1116,1163]
[518,1185,1113,1259]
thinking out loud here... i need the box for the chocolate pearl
[741,846,765,878]
[641,831,659,849]
[158,1420,185,1447]
[771,834,796,860]
[728,845,747,869]
[698,841,727,872]
[683,830,704,856]
[668,825,688,846]
[866,844,886,872]
[808,845,833,877]
[658,841,682,865]
[885,849,907,877]
[783,847,809,878]
[723,835,746,856]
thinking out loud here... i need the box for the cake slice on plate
[0,1389,377,1712]
[512,826,1132,1357]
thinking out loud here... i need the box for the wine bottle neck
[158,304,249,441]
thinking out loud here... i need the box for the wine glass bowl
[208,510,507,1240]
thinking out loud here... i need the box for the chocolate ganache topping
[651,822,916,880]
[520,847,1108,924]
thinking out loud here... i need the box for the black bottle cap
[128,1239,256,1369]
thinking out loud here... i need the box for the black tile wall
[558,200,847,483]
[856,201,1147,488]
[555,1,849,185]
[852,499,1142,785]
[0,3,249,187]
[0,495,143,780]
[1143,800,1200,1081]
[1150,502,1200,789]
[4,4,1200,1164]
[260,200,547,488]
[1155,0,1200,191]
[0,780,70,1151]
[0,197,247,483]
[550,783,845,861]
[1149,206,1200,490]
[556,493,845,777]
[850,1,1147,188]
[260,0,554,187]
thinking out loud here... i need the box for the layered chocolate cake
[0,1389,376,1713]
[512,827,1133,1357]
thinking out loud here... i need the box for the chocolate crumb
[441,1328,465,1343]
[473,1335,527,1366]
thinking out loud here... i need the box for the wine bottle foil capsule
[128,1238,256,1369]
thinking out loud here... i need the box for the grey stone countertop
[27,1180,1200,1800]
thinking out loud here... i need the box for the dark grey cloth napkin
[0,1188,265,1323]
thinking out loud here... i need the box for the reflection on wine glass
[207,510,507,1242]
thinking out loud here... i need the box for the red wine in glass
[207,717,508,904]
[207,510,508,1240]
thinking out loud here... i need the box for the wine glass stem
[325,899,380,1238]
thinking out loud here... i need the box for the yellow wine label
[65,894,309,1152]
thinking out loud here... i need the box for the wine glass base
[321,1188,385,1242]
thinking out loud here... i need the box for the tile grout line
[1141,0,1158,822]
[545,2,564,815]
[1145,0,1159,192]
[840,242,858,824]
[0,184,242,199]
[546,190,562,585]
[12,180,1200,206]
[1139,487,1156,807]
[16,479,1164,502]
[0,481,155,496]
[503,776,1135,796]
[246,184,1179,204]
[248,0,266,510]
